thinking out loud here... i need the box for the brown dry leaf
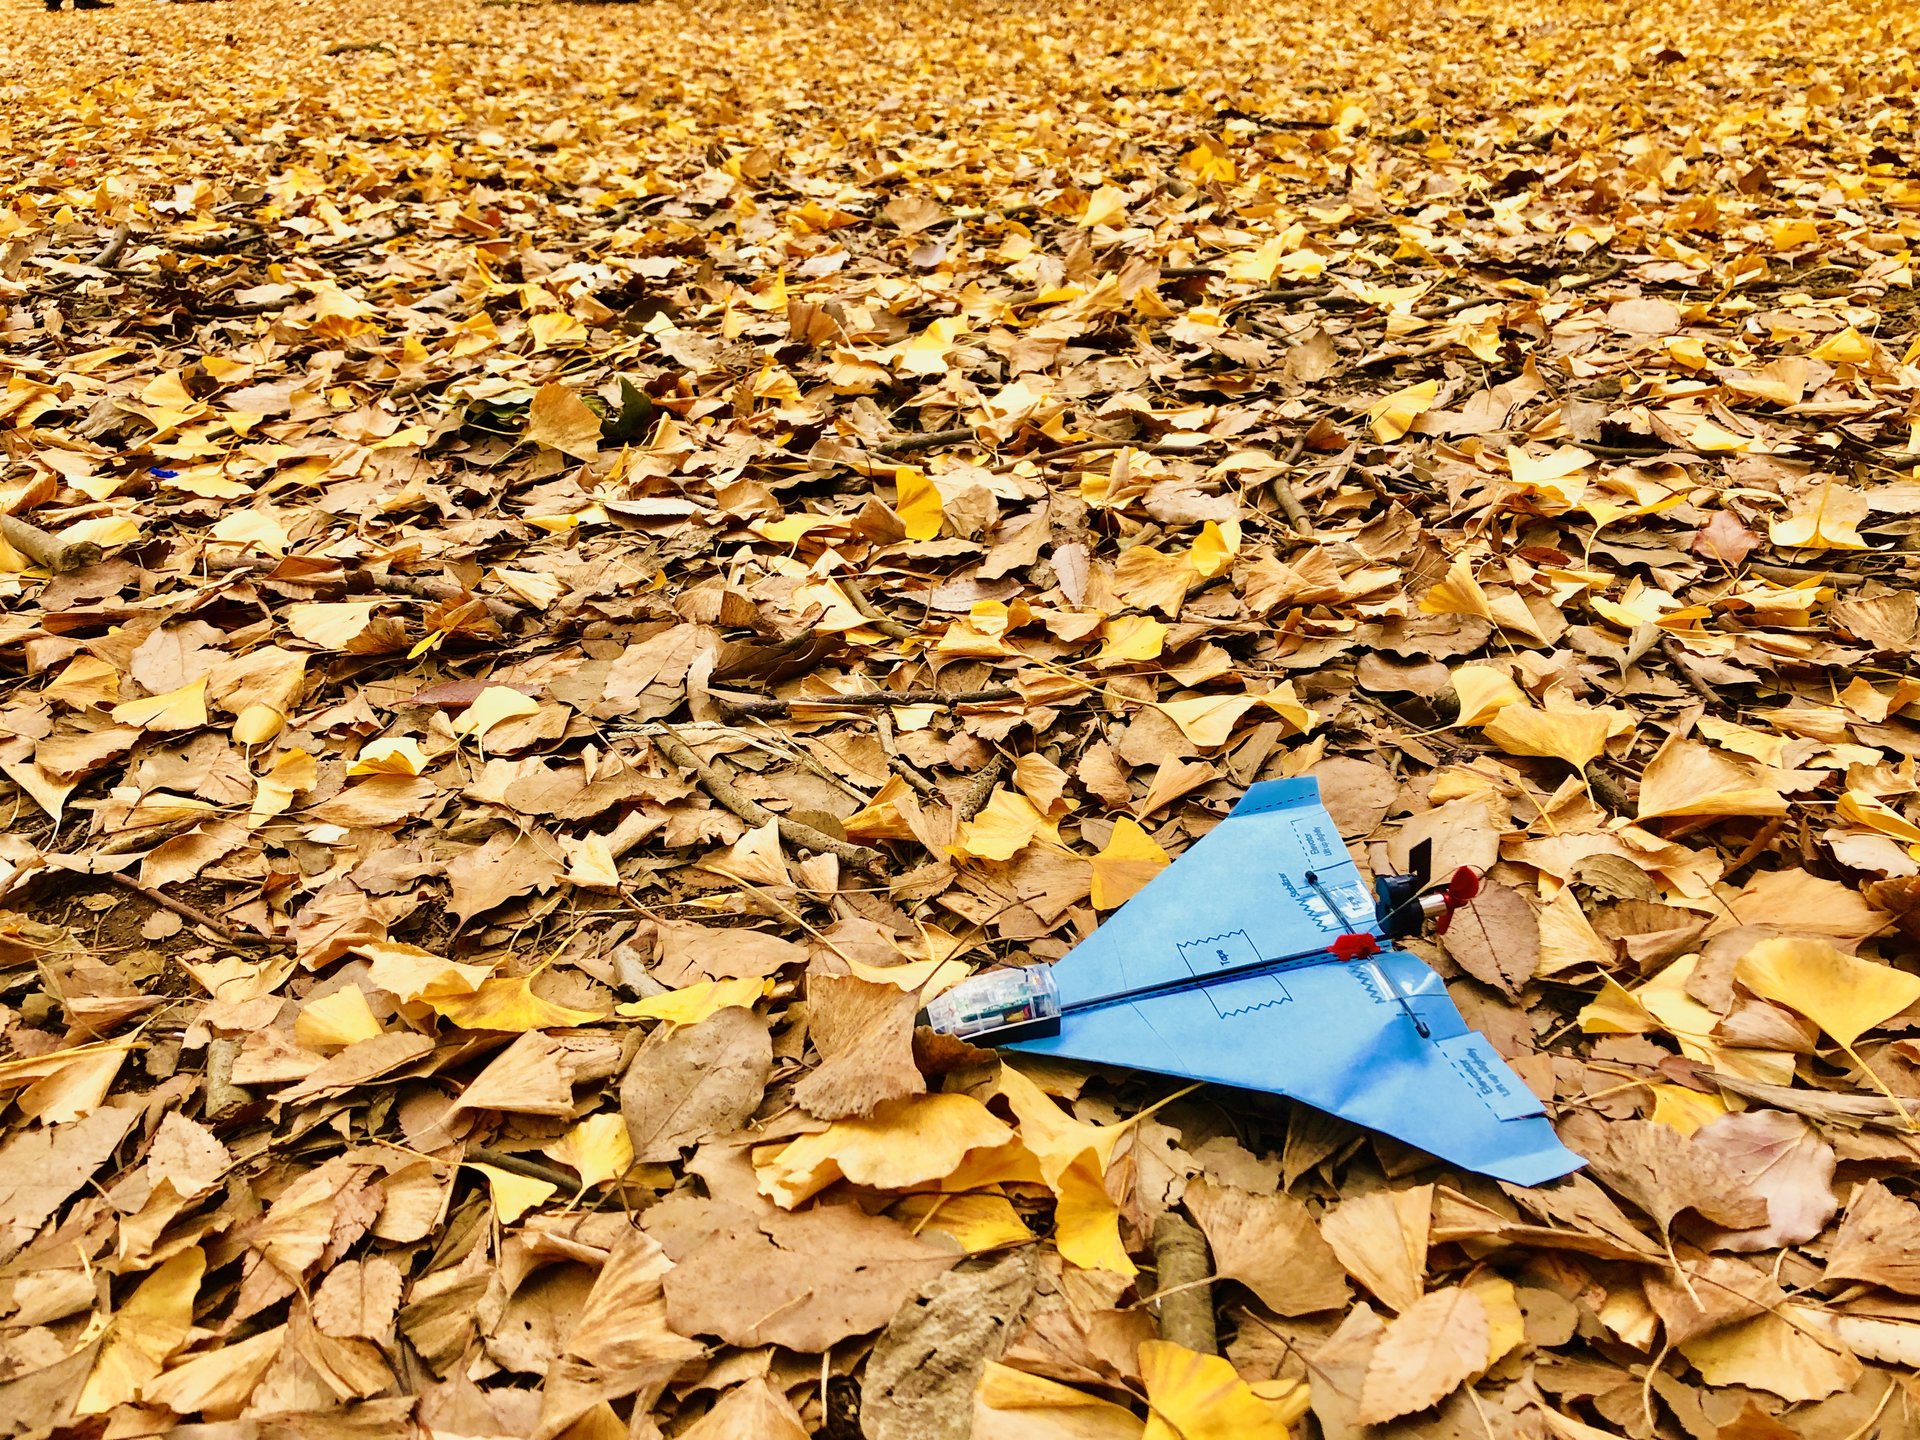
[1356,1284,1490,1424]
[1183,1178,1349,1316]
[1440,881,1539,997]
[621,1006,773,1162]
[792,972,925,1120]
[1320,1185,1433,1313]
[661,1202,960,1350]
[1559,1115,1770,1235]
[1688,1110,1837,1252]
[1823,1181,1920,1295]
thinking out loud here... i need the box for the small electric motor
[922,966,1062,1042]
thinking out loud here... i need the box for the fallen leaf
[1356,1285,1490,1424]
[1183,1178,1348,1315]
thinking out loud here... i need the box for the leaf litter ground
[4,0,1920,1435]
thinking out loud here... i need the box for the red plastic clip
[1332,932,1381,962]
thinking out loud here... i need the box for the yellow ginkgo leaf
[348,736,430,777]
[251,747,318,822]
[546,1112,634,1191]
[1505,445,1593,509]
[1465,1273,1526,1368]
[1770,483,1869,551]
[1735,937,1920,1049]
[1156,694,1257,750]
[1418,559,1493,619]
[893,466,944,541]
[112,677,209,732]
[1810,326,1874,364]
[524,381,601,459]
[208,507,290,556]
[1053,1148,1135,1277]
[973,1363,1145,1439]
[1080,185,1130,228]
[1636,738,1789,819]
[293,985,384,1049]
[890,1193,1032,1253]
[76,1248,205,1415]
[951,786,1049,862]
[997,1062,1127,1175]
[1449,664,1525,726]
[615,976,768,1027]
[758,1092,1016,1207]
[528,311,588,348]
[467,1162,557,1223]
[60,515,142,550]
[428,973,607,1031]
[1837,791,1920,846]
[1186,519,1240,579]
[1651,1084,1728,1134]
[1097,614,1168,665]
[1579,976,1653,1035]
[845,955,973,1000]
[1112,544,1196,616]
[1255,683,1315,736]
[1537,889,1614,977]
[452,685,541,745]
[1090,817,1169,910]
[362,942,495,1003]
[1366,378,1439,442]
[1480,697,1633,771]
[1138,1339,1309,1440]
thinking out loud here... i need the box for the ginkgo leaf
[893,466,944,540]
[1156,694,1257,749]
[525,381,602,459]
[428,973,607,1031]
[1186,519,1240,579]
[293,985,384,1048]
[1770,484,1869,550]
[1636,737,1789,819]
[546,1112,634,1191]
[950,786,1049,861]
[973,1363,1145,1439]
[1090,817,1169,909]
[1139,1339,1308,1440]
[1810,326,1874,364]
[1097,614,1168,665]
[77,1248,206,1414]
[1448,664,1524,726]
[348,737,430,776]
[467,1162,557,1223]
[1080,185,1130,228]
[616,976,768,1026]
[1480,697,1633,770]
[362,943,495,1003]
[1505,444,1593,509]
[1367,378,1439,441]
[451,685,541,745]
[1357,1285,1490,1424]
[1418,559,1492,619]
[1735,937,1920,1048]
[889,1193,1032,1253]
[112,677,209,732]
[758,1092,1015,1206]
[251,747,317,822]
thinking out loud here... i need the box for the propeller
[1374,838,1482,938]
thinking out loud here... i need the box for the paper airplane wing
[1011,777,1582,1186]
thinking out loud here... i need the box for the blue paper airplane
[926,778,1583,1186]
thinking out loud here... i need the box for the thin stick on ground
[651,726,888,875]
